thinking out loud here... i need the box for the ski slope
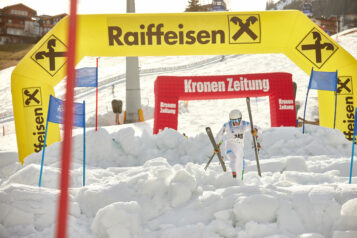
[0,30,357,238]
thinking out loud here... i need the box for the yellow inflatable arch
[11,10,357,162]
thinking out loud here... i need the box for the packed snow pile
[3,124,351,184]
[1,124,357,238]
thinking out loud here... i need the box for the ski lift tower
[125,0,142,123]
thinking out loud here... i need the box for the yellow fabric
[11,11,357,162]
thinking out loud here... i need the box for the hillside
[267,0,357,16]
[0,44,33,71]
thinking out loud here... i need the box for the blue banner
[75,67,97,87]
[48,95,85,128]
[308,69,337,91]
[303,68,338,133]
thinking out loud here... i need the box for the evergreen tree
[185,0,201,12]
[266,0,276,10]
[282,0,356,18]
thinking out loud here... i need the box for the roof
[52,13,67,18]
[39,13,67,20]
[2,3,37,15]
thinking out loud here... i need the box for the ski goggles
[230,118,241,124]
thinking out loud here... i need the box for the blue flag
[75,67,97,87]
[303,68,338,134]
[48,95,85,128]
[308,69,337,91]
[39,95,86,187]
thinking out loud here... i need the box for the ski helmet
[229,109,242,125]
[229,109,242,120]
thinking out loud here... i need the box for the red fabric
[56,1,77,238]
[154,72,296,134]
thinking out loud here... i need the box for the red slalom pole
[96,57,98,131]
[56,0,77,237]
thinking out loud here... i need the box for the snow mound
[335,198,357,231]
[233,194,279,224]
[257,125,350,159]
[91,201,143,238]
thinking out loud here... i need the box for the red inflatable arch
[154,72,296,134]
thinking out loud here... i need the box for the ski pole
[204,152,216,170]
[241,159,245,181]
[246,97,262,177]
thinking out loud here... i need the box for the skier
[214,109,260,179]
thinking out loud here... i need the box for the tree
[185,0,201,12]
[266,0,276,10]
[266,0,357,18]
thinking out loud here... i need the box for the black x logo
[35,39,66,71]
[230,16,258,41]
[24,89,40,105]
[301,32,334,63]
[337,78,352,94]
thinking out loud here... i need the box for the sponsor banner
[154,72,296,134]
[31,35,67,77]
[21,87,46,154]
[278,99,295,110]
[184,77,270,94]
[296,27,338,69]
[160,102,177,115]
[341,95,355,141]
[107,13,262,48]
[318,75,355,141]
[13,84,60,162]
[338,76,354,141]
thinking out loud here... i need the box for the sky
[0,0,270,15]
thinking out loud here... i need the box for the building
[0,3,66,44]
[38,13,67,36]
[343,13,357,30]
[311,16,342,35]
[0,3,38,44]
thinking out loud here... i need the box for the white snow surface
[0,29,357,238]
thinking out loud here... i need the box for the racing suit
[215,120,251,178]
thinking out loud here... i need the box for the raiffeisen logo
[22,87,46,153]
[108,24,226,46]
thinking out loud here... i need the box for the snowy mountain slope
[275,0,295,10]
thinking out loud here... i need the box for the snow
[275,0,294,10]
[91,201,143,238]
[1,25,357,237]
